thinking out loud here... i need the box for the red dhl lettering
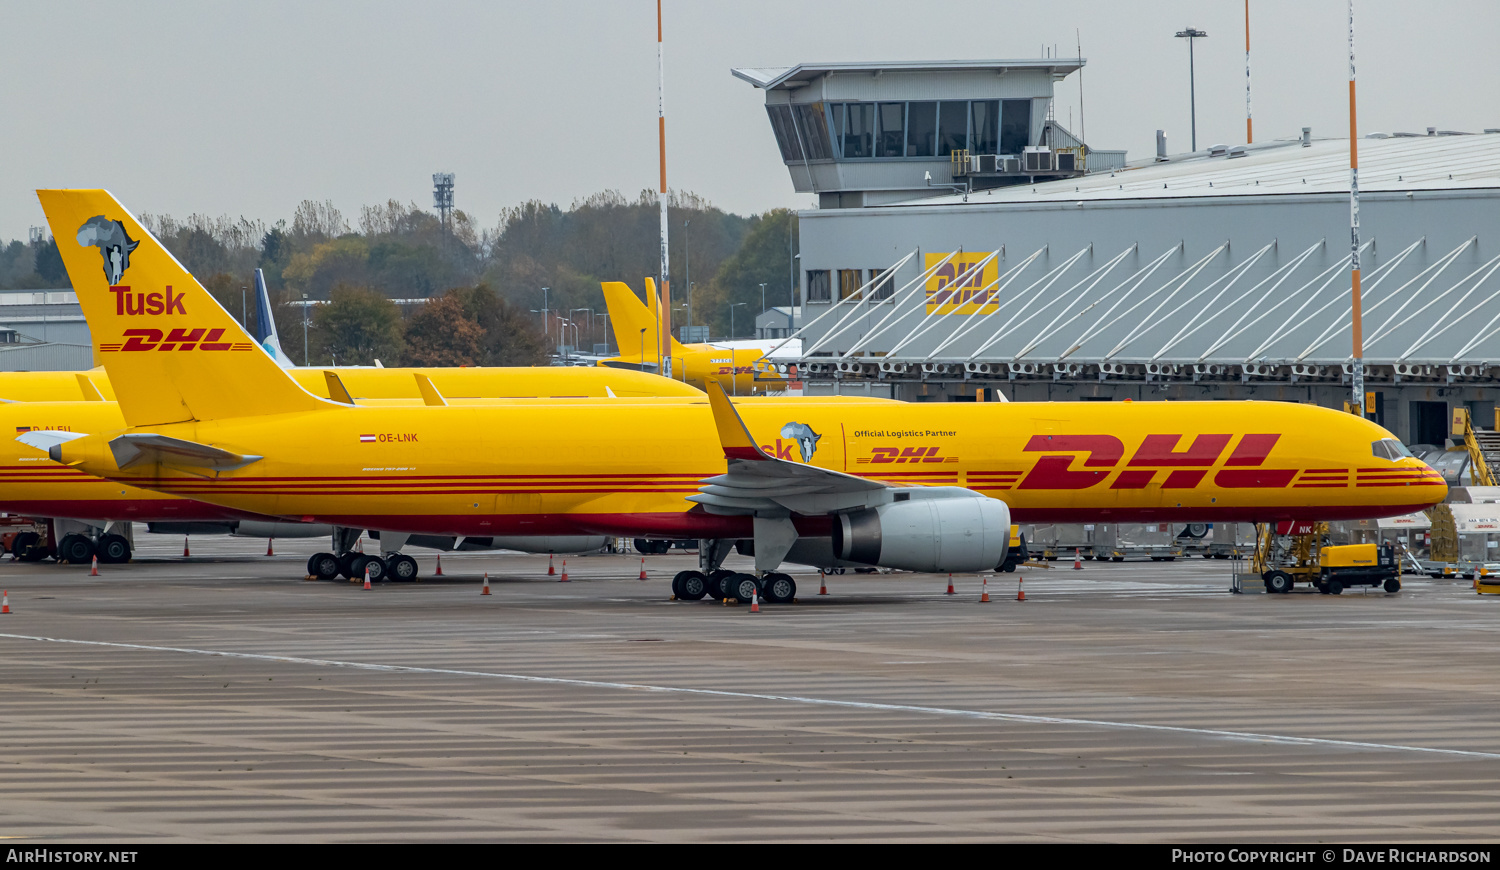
[1017,433,1293,491]
[855,445,958,464]
[100,328,249,353]
[110,285,186,316]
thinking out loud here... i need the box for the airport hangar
[735,60,1500,449]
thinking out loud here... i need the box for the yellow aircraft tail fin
[601,279,687,359]
[37,189,328,427]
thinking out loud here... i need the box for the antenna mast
[1348,0,1364,415]
[1245,0,1253,143]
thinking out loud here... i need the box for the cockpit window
[1371,438,1414,461]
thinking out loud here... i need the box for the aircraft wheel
[96,534,131,564]
[336,552,361,579]
[387,554,419,582]
[670,571,688,598]
[1384,577,1401,593]
[1327,579,1344,595]
[351,555,386,583]
[1264,571,1293,594]
[726,572,760,604]
[1000,561,1016,573]
[1112,556,1124,563]
[675,570,708,600]
[762,573,796,604]
[309,552,340,580]
[13,532,46,562]
[58,534,95,565]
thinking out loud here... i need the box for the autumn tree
[310,284,405,365]
[698,209,798,338]
[403,292,485,366]
[452,284,550,366]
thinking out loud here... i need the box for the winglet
[323,371,354,405]
[415,373,447,407]
[705,381,769,461]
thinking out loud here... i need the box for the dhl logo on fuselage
[856,445,958,464]
[1018,432,1288,490]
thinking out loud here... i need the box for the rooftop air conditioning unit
[1055,151,1077,172]
[1001,156,1020,173]
[1208,143,1229,157]
[1023,146,1053,173]
[978,154,999,173]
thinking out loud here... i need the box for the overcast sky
[3,0,1496,241]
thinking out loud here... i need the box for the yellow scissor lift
[1251,522,1401,595]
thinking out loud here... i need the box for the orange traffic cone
[1,590,9,614]
[560,559,569,582]
[818,573,829,595]
[980,575,990,603]
[266,537,275,557]
[363,565,372,590]
[90,556,99,577]
[639,558,648,581]
[1016,576,1026,601]
[183,536,190,558]
[749,588,760,613]
[482,573,490,595]
[1073,548,1082,570]
[945,574,956,595]
[434,554,443,576]
[548,553,556,576]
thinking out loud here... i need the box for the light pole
[638,327,647,372]
[241,286,247,327]
[683,219,691,327]
[571,308,592,350]
[301,292,309,365]
[791,254,801,332]
[1175,27,1208,152]
[758,282,767,317]
[730,302,747,340]
[598,312,610,353]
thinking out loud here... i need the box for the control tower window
[971,100,999,155]
[876,103,905,157]
[766,106,804,162]
[906,102,936,157]
[938,101,969,156]
[806,270,831,303]
[843,103,874,158]
[795,104,833,160]
[1000,99,1031,155]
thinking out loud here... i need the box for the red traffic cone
[482,572,490,595]
[749,588,760,613]
[363,565,372,590]
[818,573,829,595]
[560,559,569,582]
[1017,576,1026,601]
[266,537,275,557]
[183,536,190,558]
[548,553,556,576]
[434,554,443,576]
[1073,548,1082,570]
[90,556,99,577]
[639,558,648,581]
[1,590,9,614]
[980,575,990,603]
[945,574,956,595]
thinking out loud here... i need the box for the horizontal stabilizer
[109,433,262,472]
[16,429,88,453]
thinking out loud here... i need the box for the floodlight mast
[1174,27,1208,151]
[1348,0,1365,415]
[656,0,672,379]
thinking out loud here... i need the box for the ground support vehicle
[1205,522,1257,559]
[1256,523,1401,594]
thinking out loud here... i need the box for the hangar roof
[903,133,1500,208]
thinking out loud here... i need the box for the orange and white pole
[656,0,673,379]
[1244,0,1253,144]
[1348,0,1364,415]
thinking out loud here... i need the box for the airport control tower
[732,60,1124,208]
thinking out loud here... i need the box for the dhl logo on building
[924,253,999,315]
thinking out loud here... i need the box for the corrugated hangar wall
[797,188,1499,447]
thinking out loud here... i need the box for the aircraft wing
[689,382,886,516]
[109,433,262,472]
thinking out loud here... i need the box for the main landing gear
[47,521,134,565]
[669,540,799,605]
[308,527,420,583]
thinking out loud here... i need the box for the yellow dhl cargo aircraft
[599,279,789,394]
[29,189,1446,598]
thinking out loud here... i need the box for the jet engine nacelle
[832,495,1010,573]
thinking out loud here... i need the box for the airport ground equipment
[1455,408,1500,487]
[998,526,1027,572]
[1256,522,1401,594]
[1206,522,1257,559]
